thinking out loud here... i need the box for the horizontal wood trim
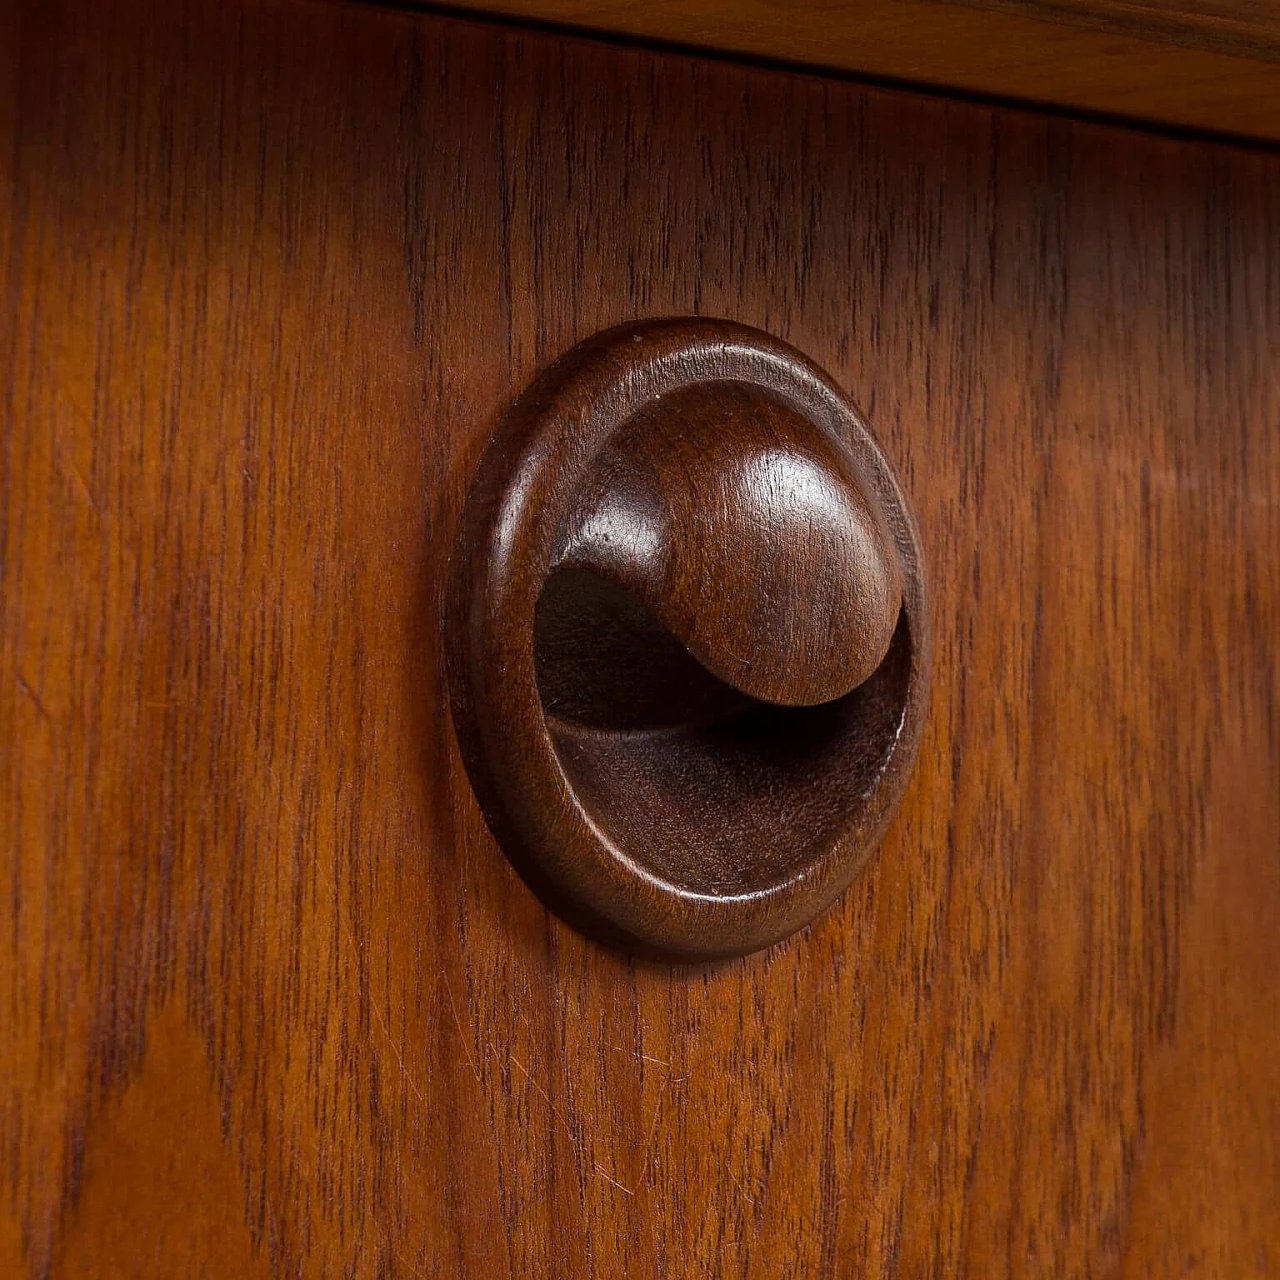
[446,0,1280,141]
[990,0,1280,60]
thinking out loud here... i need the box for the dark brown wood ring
[446,318,930,959]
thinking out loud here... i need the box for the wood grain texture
[445,318,929,958]
[448,0,1280,142]
[2,0,1279,1275]
[976,0,1280,57]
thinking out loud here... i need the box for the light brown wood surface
[452,0,1280,142]
[2,0,1279,1275]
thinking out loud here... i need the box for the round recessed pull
[445,318,930,959]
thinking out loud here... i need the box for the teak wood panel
[2,0,1279,1275]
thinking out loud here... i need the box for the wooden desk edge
[432,0,1280,144]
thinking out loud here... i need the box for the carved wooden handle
[446,319,929,959]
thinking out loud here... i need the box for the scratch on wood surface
[15,674,52,725]
[313,854,430,1107]
[443,977,482,1085]
[391,1245,430,1280]
[55,436,99,515]
[373,1222,431,1280]
[593,1162,635,1197]
[634,1078,669,1189]
[609,1043,673,1068]
[508,1051,581,1154]
[368,992,425,1106]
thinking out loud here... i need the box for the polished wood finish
[447,318,929,957]
[453,0,1280,142]
[3,0,1279,1275]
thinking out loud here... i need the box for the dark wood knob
[446,319,929,958]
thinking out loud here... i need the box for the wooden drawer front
[2,1,1278,1275]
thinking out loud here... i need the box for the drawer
[2,1,1277,1275]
